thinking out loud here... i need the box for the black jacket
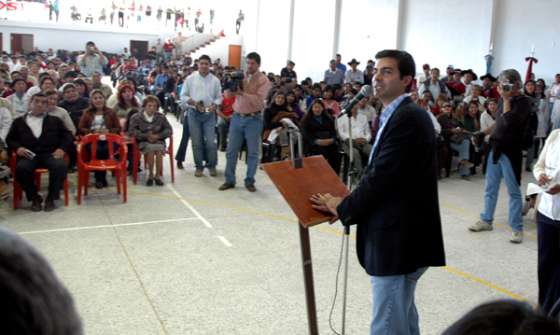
[59,97,89,129]
[6,114,73,156]
[336,97,446,276]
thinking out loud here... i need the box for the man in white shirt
[7,78,28,118]
[179,55,222,177]
[336,103,372,176]
[345,59,364,84]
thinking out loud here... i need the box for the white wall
[190,35,244,67]
[400,0,493,77]
[339,0,399,65]
[0,21,159,54]
[493,0,560,82]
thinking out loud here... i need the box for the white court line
[167,184,213,229]
[18,217,199,235]
[217,235,233,247]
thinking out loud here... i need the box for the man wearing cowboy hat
[480,73,500,99]
[345,58,364,84]
[461,69,478,97]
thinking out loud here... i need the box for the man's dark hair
[246,52,261,65]
[39,76,54,87]
[30,92,48,102]
[375,49,416,93]
[198,54,211,63]
[442,300,560,335]
[10,78,27,89]
[86,41,95,47]
[0,227,83,334]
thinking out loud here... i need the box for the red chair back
[78,133,127,165]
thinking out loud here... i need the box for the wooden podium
[263,155,350,335]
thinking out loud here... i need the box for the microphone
[340,85,372,117]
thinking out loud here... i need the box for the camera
[500,81,513,92]
[223,70,244,91]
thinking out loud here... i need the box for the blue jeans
[370,267,428,335]
[480,150,523,232]
[175,111,191,163]
[188,109,217,169]
[450,139,471,176]
[224,113,263,186]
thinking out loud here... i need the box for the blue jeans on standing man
[188,108,217,170]
[175,109,191,163]
[224,113,263,186]
[370,267,428,335]
[480,150,523,232]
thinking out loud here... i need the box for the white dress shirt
[180,71,222,109]
[480,111,495,143]
[0,107,13,141]
[8,93,27,118]
[336,113,371,142]
[534,129,560,220]
[26,113,45,139]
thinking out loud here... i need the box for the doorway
[228,45,241,69]
[130,40,148,60]
[10,33,33,54]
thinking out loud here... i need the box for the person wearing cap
[480,73,500,100]
[344,58,364,84]
[442,65,454,83]
[470,69,531,244]
[461,69,478,97]
[446,69,466,98]
[280,60,297,81]
[77,42,108,77]
[324,59,345,86]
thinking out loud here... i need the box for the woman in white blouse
[530,128,560,315]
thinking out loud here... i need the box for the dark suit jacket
[6,114,73,156]
[336,97,446,276]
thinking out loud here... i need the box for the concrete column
[395,0,406,50]
[332,0,343,58]
[287,0,296,61]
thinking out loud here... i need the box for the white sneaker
[468,220,493,232]
[510,231,523,244]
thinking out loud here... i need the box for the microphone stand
[340,106,354,335]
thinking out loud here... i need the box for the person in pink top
[219,52,272,192]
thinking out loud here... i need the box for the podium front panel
[263,155,350,228]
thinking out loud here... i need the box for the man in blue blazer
[311,49,445,335]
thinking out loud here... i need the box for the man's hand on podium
[310,193,342,223]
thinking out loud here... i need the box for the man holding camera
[219,52,271,192]
[77,41,108,78]
[470,69,531,243]
[179,55,222,177]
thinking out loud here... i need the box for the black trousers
[537,211,560,315]
[16,154,67,201]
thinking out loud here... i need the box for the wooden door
[11,34,33,54]
[228,45,241,69]
[130,40,148,60]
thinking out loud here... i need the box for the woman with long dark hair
[78,90,121,188]
[301,99,340,172]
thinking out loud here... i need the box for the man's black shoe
[30,195,43,212]
[44,198,56,212]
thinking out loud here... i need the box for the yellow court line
[128,189,529,301]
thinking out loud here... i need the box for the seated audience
[45,90,77,136]
[7,78,29,118]
[336,103,372,177]
[6,93,73,211]
[110,83,141,121]
[438,102,473,178]
[322,85,341,117]
[129,95,172,186]
[58,83,89,130]
[301,99,340,172]
[262,92,299,162]
[78,90,122,188]
[419,67,450,100]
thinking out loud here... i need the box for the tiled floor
[0,115,540,334]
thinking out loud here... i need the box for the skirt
[139,142,166,154]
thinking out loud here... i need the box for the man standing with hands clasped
[180,55,222,177]
[310,50,445,335]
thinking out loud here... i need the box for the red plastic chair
[77,134,128,204]
[10,153,70,209]
[132,136,175,184]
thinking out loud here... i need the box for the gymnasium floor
[0,115,539,334]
